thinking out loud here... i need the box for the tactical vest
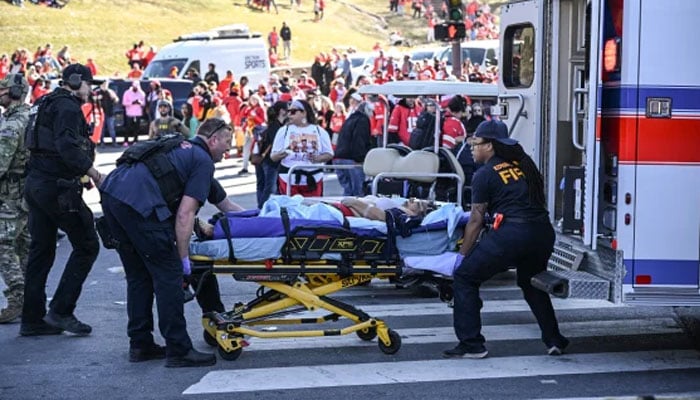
[116,134,208,212]
[24,90,75,152]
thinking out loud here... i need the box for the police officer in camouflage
[20,64,105,337]
[0,74,31,324]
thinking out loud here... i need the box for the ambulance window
[503,24,535,88]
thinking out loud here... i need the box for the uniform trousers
[101,193,192,356]
[452,221,567,351]
[22,173,99,324]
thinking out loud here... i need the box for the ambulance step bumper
[625,288,700,307]
[531,269,610,300]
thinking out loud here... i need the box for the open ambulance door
[501,0,618,302]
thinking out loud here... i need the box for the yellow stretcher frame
[191,255,403,361]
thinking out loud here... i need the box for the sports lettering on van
[245,55,266,70]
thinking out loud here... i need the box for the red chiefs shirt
[388,103,422,145]
[371,100,386,137]
[441,115,466,149]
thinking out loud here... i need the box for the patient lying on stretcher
[193,195,436,239]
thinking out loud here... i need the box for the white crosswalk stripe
[184,350,700,394]
[181,281,698,396]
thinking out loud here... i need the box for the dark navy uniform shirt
[102,136,225,221]
[470,155,548,221]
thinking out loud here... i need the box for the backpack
[408,111,443,150]
[116,134,186,212]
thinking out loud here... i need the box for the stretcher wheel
[217,346,243,361]
[203,330,218,347]
[356,326,378,341]
[378,329,402,355]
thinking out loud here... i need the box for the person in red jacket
[441,95,469,149]
[387,97,422,145]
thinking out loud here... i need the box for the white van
[143,24,270,89]
[438,39,499,71]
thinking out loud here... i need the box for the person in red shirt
[269,49,278,68]
[0,54,9,80]
[373,50,386,73]
[86,58,98,76]
[441,95,468,149]
[387,97,422,145]
[268,27,279,54]
[296,72,317,92]
[127,63,143,80]
[223,84,243,127]
[328,102,346,150]
[218,71,234,96]
[31,78,50,103]
[419,59,436,80]
[370,95,387,147]
[143,46,157,67]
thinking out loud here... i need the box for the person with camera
[20,64,104,337]
[0,74,31,324]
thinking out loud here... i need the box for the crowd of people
[390,0,500,45]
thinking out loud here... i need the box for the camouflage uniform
[0,75,30,324]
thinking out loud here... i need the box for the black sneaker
[44,311,92,336]
[129,344,167,362]
[165,349,217,368]
[19,321,64,336]
[443,343,488,359]
[547,337,570,356]
[237,169,249,175]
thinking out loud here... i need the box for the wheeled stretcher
[189,207,468,360]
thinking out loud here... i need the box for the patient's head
[403,198,436,217]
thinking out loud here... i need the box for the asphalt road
[1,146,699,400]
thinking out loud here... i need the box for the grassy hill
[0,0,408,75]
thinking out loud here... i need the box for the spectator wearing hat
[446,119,569,359]
[333,101,374,196]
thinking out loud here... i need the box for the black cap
[474,120,517,145]
[62,63,102,85]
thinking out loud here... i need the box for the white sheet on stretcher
[403,252,459,277]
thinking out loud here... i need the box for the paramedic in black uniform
[21,64,103,337]
[444,120,569,359]
[100,118,244,367]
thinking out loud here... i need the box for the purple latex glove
[182,256,191,276]
[453,253,465,272]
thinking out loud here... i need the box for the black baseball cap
[62,63,103,85]
[474,120,517,145]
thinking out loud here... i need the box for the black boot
[165,349,217,368]
[19,321,64,336]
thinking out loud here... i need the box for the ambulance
[143,24,270,88]
[496,0,700,305]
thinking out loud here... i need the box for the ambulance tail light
[635,275,652,285]
[603,38,621,73]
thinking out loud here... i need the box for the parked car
[410,46,444,62]
[438,39,499,72]
[108,78,193,137]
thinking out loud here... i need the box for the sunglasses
[288,108,303,114]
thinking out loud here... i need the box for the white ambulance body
[497,0,700,305]
[143,24,270,89]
